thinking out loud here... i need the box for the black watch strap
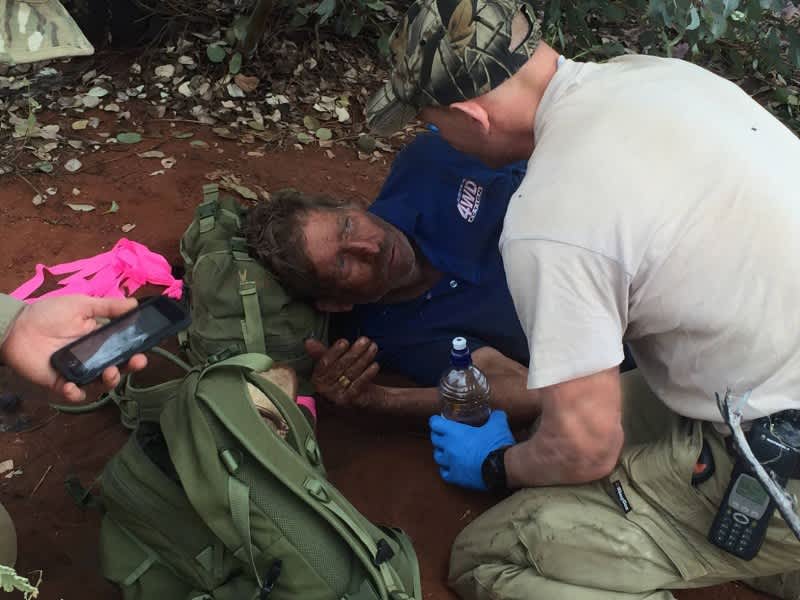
[481,445,512,492]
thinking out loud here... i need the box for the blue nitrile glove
[429,410,515,491]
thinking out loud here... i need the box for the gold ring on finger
[338,375,351,388]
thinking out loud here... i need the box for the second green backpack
[179,184,328,387]
[99,352,422,600]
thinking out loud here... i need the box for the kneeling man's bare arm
[505,367,623,487]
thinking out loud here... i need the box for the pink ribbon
[10,238,183,303]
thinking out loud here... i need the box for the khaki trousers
[0,501,16,566]
[449,370,800,599]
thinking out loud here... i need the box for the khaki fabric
[0,294,24,348]
[0,0,93,65]
[448,370,800,600]
[0,502,17,567]
[501,55,800,422]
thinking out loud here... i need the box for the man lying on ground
[245,133,541,419]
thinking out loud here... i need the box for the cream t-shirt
[501,55,800,422]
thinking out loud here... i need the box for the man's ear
[450,100,490,134]
[315,299,354,313]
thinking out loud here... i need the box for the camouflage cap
[366,0,542,135]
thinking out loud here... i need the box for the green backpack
[179,184,328,389]
[99,352,422,600]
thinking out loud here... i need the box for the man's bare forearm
[504,367,623,488]
[372,360,541,421]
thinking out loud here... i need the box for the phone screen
[71,303,171,373]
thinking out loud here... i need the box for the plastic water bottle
[439,337,491,426]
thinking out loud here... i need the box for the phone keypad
[712,507,757,555]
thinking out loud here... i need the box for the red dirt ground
[0,119,769,599]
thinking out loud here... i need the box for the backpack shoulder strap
[60,347,193,429]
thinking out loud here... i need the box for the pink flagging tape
[10,238,183,303]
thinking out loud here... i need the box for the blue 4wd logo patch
[457,178,483,223]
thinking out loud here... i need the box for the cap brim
[366,81,420,137]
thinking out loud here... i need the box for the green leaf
[229,52,242,75]
[365,0,385,9]
[0,565,38,596]
[34,161,53,173]
[315,127,333,141]
[190,140,210,148]
[348,14,364,37]
[232,14,250,41]
[290,12,308,27]
[297,132,314,144]
[172,131,194,139]
[357,134,376,153]
[377,32,391,56]
[116,132,142,144]
[687,6,700,30]
[603,3,626,22]
[104,201,120,214]
[316,0,336,23]
[207,44,226,64]
[787,29,800,69]
[303,115,321,130]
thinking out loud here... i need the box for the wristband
[296,395,317,420]
[481,445,512,493]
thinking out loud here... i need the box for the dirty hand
[0,295,148,403]
[429,410,515,491]
[305,337,382,409]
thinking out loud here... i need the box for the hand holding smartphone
[50,296,191,385]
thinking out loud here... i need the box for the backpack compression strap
[230,237,267,356]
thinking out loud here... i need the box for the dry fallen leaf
[234,74,259,93]
[121,223,136,233]
[65,203,96,212]
[161,157,177,169]
[64,158,82,172]
[138,150,166,159]
[154,64,175,78]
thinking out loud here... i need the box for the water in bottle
[439,337,491,426]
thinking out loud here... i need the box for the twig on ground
[15,172,42,198]
[30,465,53,497]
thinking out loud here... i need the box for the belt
[722,432,800,480]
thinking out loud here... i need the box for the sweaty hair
[244,189,347,300]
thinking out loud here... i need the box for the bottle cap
[450,337,471,367]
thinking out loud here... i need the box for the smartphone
[50,296,191,385]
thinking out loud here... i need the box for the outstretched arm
[306,338,540,421]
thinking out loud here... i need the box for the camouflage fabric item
[0,0,93,65]
[366,0,542,135]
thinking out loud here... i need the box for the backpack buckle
[259,559,282,599]
[373,539,395,566]
[206,346,240,365]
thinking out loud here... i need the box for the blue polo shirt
[333,134,530,386]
